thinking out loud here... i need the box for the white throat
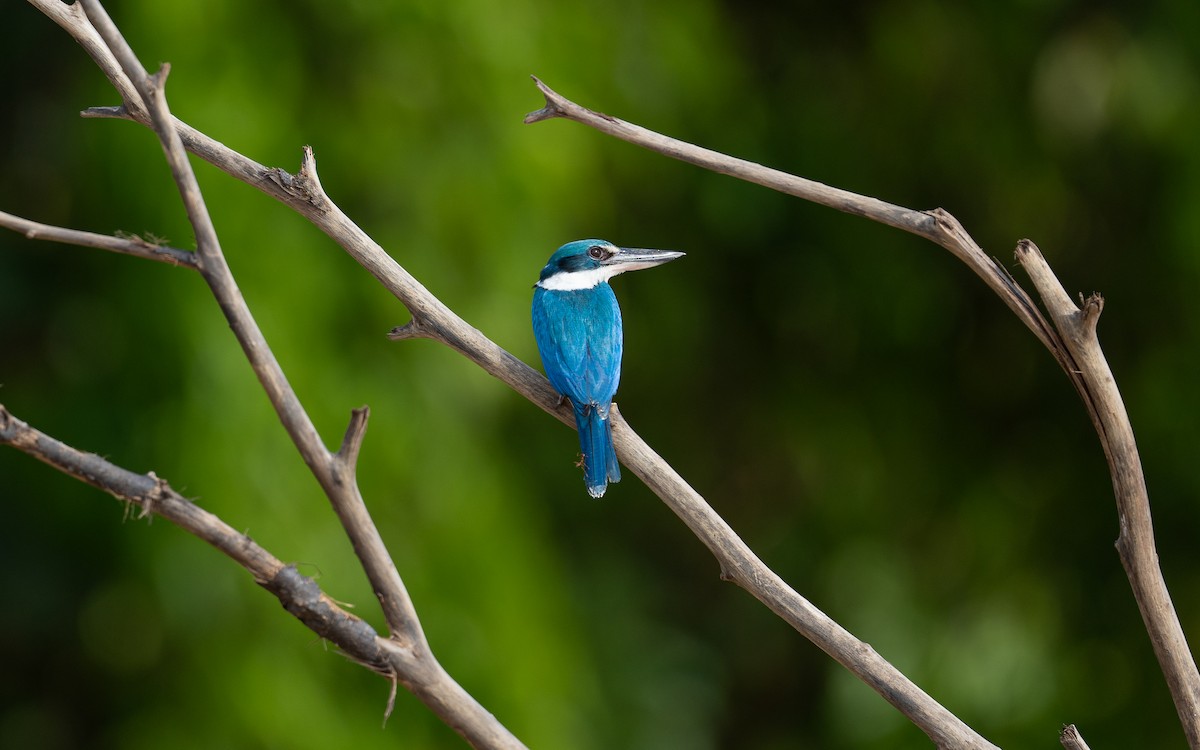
[536,266,620,291]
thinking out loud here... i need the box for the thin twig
[0,209,197,267]
[0,403,373,668]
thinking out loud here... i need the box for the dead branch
[0,403,521,747]
[524,76,1200,747]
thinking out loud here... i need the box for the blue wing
[532,285,623,496]
[531,285,622,407]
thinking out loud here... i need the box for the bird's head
[535,239,685,291]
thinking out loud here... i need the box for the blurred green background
[3,0,1200,747]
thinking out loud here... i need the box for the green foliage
[3,1,1200,747]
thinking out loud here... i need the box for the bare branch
[203,97,1010,745]
[0,403,526,749]
[611,406,998,749]
[29,11,1002,746]
[0,209,198,267]
[28,0,147,120]
[26,1,1191,744]
[524,78,1200,747]
[73,0,423,642]
[526,76,928,235]
[1017,240,1200,744]
[15,2,524,745]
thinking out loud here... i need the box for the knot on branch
[262,147,329,211]
[926,207,965,239]
[135,469,171,520]
[387,319,434,342]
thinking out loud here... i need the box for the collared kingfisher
[531,239,684,498]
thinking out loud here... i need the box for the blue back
[531,283,623,409]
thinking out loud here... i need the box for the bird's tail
[575,402,620,498]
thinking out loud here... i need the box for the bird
[531,239,684,498]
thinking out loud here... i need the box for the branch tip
[1080,292,1104,331]
[383,673,399,727]
[290,145,327,205]
[337,406,370,469]
[150,62,170,90]
[1059,723,1091,750]
[523,76,565,124]
[299,145,318,179]
[387,321,427,341]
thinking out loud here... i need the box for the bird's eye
[587,245,608,260]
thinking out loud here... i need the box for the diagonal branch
[19,1,523,746]
[0,403,524,749]
[525,77,1066,360]
[74,0,422,647]
[31,3,1001,747]
[524,77,1200,747]
[34,1,1185,745]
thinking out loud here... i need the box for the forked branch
[0,403,521,748]
[42,5,1001,745]
[1017,240,1200,742]
[13,1,524,747]
[16,0,1195,746]
[525,76,1200,747]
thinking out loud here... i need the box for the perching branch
[19,1,1195,747]
[524,77,1066,364]
[524,77,1200,746]
[40,6,1001,748]
[29,3,994,749]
